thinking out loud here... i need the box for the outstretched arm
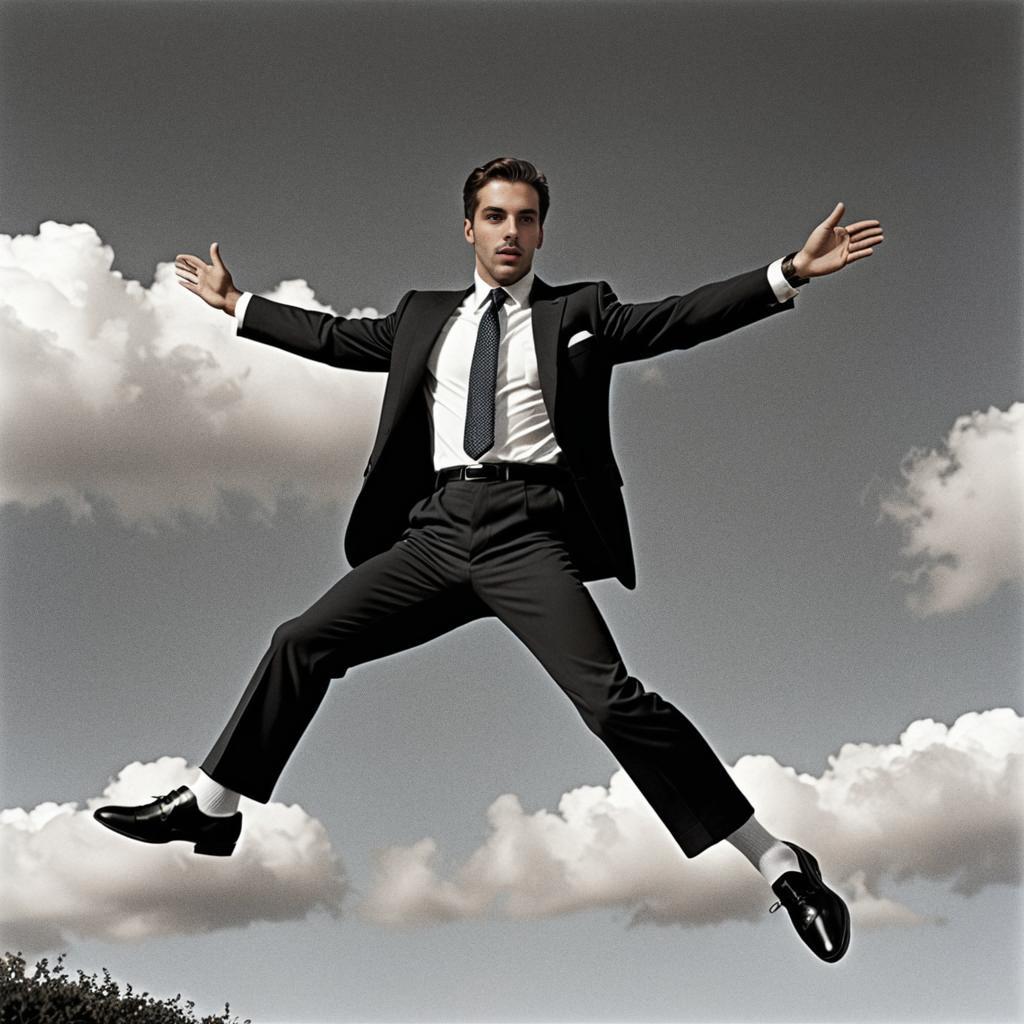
[599,202,884,364]
[175,242,243,315]
[174,242,399,371]
[790,203,884,279]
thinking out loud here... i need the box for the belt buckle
[462,464,492,481]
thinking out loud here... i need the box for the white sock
[190,769,241,817]
[726,814,800,884]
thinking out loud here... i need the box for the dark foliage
[0,952,252,1024]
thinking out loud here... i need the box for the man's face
[464,179,544,288]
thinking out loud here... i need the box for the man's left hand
[793,203,884,278]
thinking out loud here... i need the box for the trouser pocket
[523,481,566,523]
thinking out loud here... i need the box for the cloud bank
[879,403,1024,615]
[0,758,348,955]
[3,710,1019,953]
[360,707,1023,929]
[0,222,384,527]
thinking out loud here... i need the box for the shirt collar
[472,267,535,311]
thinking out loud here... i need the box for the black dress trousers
[201,475,754,858]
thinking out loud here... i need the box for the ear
[464,218,474,245]
[537,224,544,250]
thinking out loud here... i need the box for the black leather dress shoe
[93,786,241,857]
[769,841,850,962]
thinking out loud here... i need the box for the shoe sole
[193,839,237,856]
[94,812,237,857]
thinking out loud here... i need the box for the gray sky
[1,1,1022,1021]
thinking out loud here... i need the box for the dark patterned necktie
[463,287,507,459]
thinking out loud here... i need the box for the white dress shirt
[234,259,800,471]
[424,268,564,470]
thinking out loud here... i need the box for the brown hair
[462,157,550,225]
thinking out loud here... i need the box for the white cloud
[359,708,1023,929]
[0,222,385,527]
[3,711,1017,953]
[0,757,348,955]
[878,403,1024,615]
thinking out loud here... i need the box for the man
[96,157,883,963]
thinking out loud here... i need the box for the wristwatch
[781,252,810,287]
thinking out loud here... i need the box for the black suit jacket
[239,264,793,590]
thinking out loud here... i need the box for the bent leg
[202,534,488,802]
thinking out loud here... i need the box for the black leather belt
[434,462,570,489]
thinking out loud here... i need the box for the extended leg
[470,482,754,857]
[94,485,489,852]
[465,482,850,960]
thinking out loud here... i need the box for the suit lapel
[529,276,565,427]
[389,286,473,414]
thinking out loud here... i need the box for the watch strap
[781,252,810,287]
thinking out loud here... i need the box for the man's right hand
[175,242,242,316]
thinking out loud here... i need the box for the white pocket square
[567,330,594,348]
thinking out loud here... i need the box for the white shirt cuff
[767,257,801,303]
[234,291,253,328]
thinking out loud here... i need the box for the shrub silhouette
[1,951,251,1023]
